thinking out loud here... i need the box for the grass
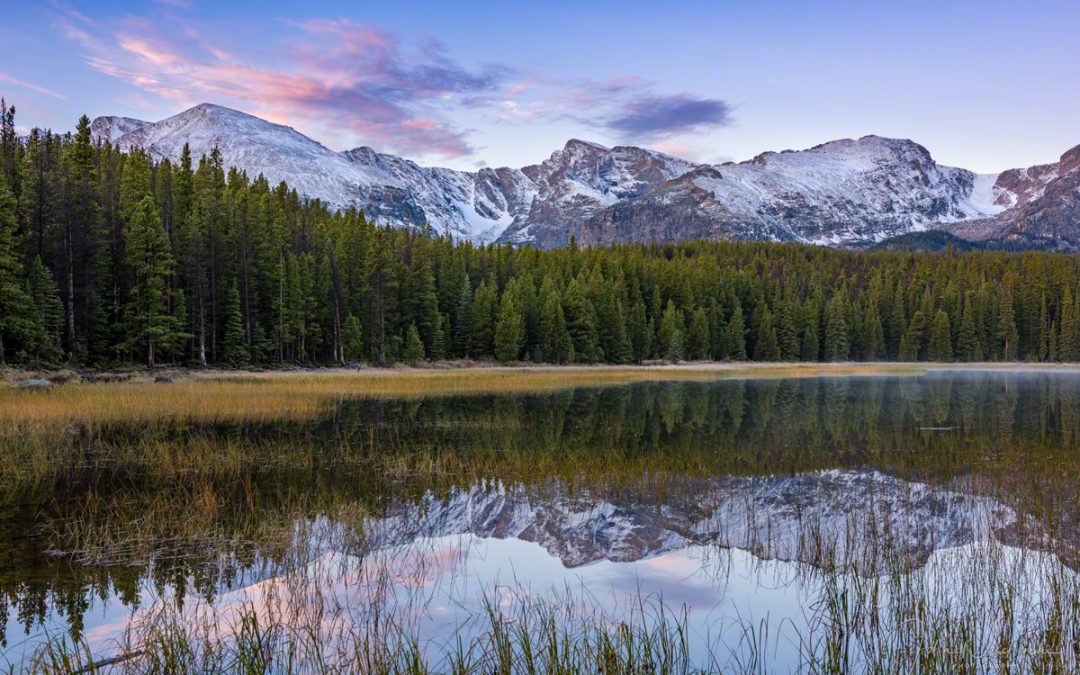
[9,505,1080,674]
[0,363,925,430]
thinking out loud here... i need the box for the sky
[2,0,1078,172]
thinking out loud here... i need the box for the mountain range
[91,103,1080,250]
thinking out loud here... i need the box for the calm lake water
[4,370,1080,670]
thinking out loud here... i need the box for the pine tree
[657,300,684,361]
[469,277,497,358]
[451,268,472,358]
[900,311,928,361]
[403,323,425,364]
[776,298,800,361]
[686,307,710,360]
[0,177,34,363]
[727,304,748,360]
[997,288,1019,361]
[956,294,979,362]
[494,290,525,363]
[538,278,573,363]
[1059,287,1080,362]
[753,306,781,361]
[121,196,184,367]
[823,294,849,362]
[342,313,362,363]
[564,277,600,362]
[26,256,64,363]
[222,282,248,366]
[928,309,953,362]
[861,298,885,361]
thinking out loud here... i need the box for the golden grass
[0,363,925,430]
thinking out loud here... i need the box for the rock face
[91,104,1079,249]
[369,470,1032,570]
[948,145,1080,250]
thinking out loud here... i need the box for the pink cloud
[58,12,507,159]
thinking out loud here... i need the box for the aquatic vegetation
[4,370,1080,671]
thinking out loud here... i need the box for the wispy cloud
[57,12,509,158]
[55,8,733,160]
[0,72,66,100]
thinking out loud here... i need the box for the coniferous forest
[2,102,1080,369]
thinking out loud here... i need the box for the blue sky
[3,0,1078,172]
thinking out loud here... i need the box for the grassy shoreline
[5,360,1078,429]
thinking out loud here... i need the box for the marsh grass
[0,363,923,431]
[10,507,1080,674]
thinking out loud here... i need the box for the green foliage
[2,104,1080,369]
[403,323,425,364]
[657,300,684,361]
[494,286,525,363]
[928,310,953,362]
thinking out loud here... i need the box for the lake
[3,369,1080,672]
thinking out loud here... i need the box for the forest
[1,101,1079,369]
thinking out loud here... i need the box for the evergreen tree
[956,294,979,362]
[686,307,710,360]
[776,299,800,361]
[900,311,928,361]
[823,294,849,361]
[657,300,684,361]
[1059,287,1080,362]
[861,298,885,360]
[726,304,748,361]
[928,309,953,362]
[222,282,248,366]
[342,313,362,363]
[26,256,64,362]
[121,196,183,367]
[538,278,573,363]
[753,306,781,361]
[0,177,34,363]
[494,290,525,363]
[403,323,425,364]
[564,277,600,362]
[468,277,497,358]
[997,288,1019,361]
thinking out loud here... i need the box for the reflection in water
[4,371,1080,669]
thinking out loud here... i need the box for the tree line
[2,101,1080,368]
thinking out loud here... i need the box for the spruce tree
[222,282,248,366]
[753,306,781,361]
[564,277,600,362]
[494,291,525,363]
[121,196,183,367]
[403,323,425,364]
[538,278,573,363]
[657,300,684,361]
[928,310,953,362]
[468,278,497,358]
[0,177,34,363]
[342,313,362,363]
[686,307,710,360]
[1059,287,1079,362]
[727,304,748,361]
[26,256,64,363]
[823,294,849,362]
[956,295,979,362]
[997,288,1019,360]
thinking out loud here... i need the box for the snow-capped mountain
[93,104,535,242]
[367,470,1054,571]
[947,144,1080,250]
[90,104,1079,249]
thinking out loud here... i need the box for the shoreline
[8,360,1080,387]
